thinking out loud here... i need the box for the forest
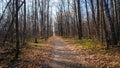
[0,0,120,68]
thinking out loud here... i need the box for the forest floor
[0,36,120,68]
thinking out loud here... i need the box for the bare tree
[85,0,91,38]
[15,0,20,59]
[77,0,82,39]
[103,0,117,45]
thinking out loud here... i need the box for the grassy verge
[75,39,120,54]
[27,38,47,46]
[56,37,120,67]
[75,39,101,50]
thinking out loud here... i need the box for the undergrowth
[75,39,120,54]
[75,39,100,49]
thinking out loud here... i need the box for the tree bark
[77,0,82,39]
[15,0,20,59]
[103,0,117,45]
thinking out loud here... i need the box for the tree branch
[0,0,12,23]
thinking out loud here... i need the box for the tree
[85,0,91,38]
[103,0,117,45]
[34,0,38,43]
[15,0,20,59]
[23,0,26,43]
[77,0,82,39]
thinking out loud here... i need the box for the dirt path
[49,37,89,68]
[1,36,120,68]
[48,37,120,68]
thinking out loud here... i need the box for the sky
[0,0,58,14]
[0,0,89,32]
[53,0,59,3]
[50,0,59,16]
[0,0,89,19]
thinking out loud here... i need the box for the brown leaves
[14,43,53,68]
[63,38,120,68]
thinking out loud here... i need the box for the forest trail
[48,36,90,68]
[48,37,120,68]
[1,36,120,68]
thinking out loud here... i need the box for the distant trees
[56,0,83,39]
[55,0,120,49]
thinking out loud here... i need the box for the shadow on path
[49,37,92,68]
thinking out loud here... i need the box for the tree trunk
[85,0,91,38]
[15,0,20,59]
[77,0,82,39]
[103,0,117,45]
[23,0,26,43]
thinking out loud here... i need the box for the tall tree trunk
[34,0,38,43]
[96,0,100,40]
[23,0,26,43]
[46,0,50,40]
[15,0,20,59]
[66,0,70,37]
[100,0,109,49]
[103,0,117,45]
[113,0,119,41]
[85,0,91,38]
[77,0,82,39]
[41,0,44,39]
